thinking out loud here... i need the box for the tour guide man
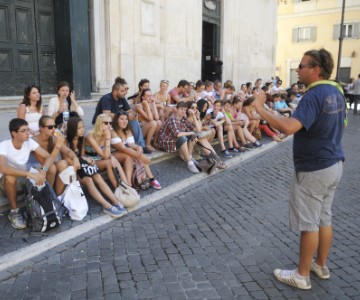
[254,48,345,290]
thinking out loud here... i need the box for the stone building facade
[0,0,277,98]
[90,0,277,94]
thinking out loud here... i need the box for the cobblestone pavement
[0,102,274,256]
[0,114,359,299]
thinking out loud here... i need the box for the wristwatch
[40,166,49,172]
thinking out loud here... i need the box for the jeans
[353,95,360,114]
[129,120,145,147]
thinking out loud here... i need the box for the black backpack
[25,180,64,232]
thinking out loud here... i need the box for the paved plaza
[0,110,359,299]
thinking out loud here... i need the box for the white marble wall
[221,0,277,87]
[90,0,277,93]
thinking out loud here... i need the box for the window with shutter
[333,24,340,40]
[292,26,316,43]
[310,27,316,41]
[292,28,298,43]
[353,23,360,38]
[334,23,360,39]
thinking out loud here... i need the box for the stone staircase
[0,93,102,112]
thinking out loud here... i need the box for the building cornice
[278,6,360,19]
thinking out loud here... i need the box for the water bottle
[61,97,69,136]
[63,111,69,122]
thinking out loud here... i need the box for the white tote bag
[60,167,88,221]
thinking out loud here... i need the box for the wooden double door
[0,0,57,95]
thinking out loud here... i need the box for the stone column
[89,0,112,93]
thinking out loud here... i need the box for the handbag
[113,168,140,208]
[60,167,88,221]
[253,127,262,140]
[131,159,150,190]
[193,142,219,175]
[115,182,140,208]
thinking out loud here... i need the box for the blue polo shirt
[92,93,131,124]
[292,84,345,172]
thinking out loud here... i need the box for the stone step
[0,93,102,112]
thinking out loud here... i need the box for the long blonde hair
[91,113,112,144]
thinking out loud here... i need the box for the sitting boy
[274,93,293,117]
[157,102,199,173]
[0,118,55,229]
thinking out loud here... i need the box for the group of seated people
[0,76,300,229]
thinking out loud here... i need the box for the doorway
[202,0,221,82]
[202,21,216,81]
[0,0,57,95]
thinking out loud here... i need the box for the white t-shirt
[271,85,283,93]
[200,90,214,101]
[0,139,39,178]
[206,108,224,122]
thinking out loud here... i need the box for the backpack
[25,180,64,232]
[131,159,150,190]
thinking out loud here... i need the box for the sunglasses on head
[117,110,128,116]
[298,63,313,70]
[161,80,169,84]
[103,121,112,125]
[43,125,56,129]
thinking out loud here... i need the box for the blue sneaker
[220,150,233,158]
[228,148,241,155]
[103,205,127,218]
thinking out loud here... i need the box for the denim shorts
[176,136,190,150]
[289,161,343,232]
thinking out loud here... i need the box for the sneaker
[236,146,248,152]
[187,161,200,173]
[253,141,263,148]
[310,260,330,279]
[217,161,228,169]
[103,205,127,219]
[228,148,241,155]
[273,269,311,290]
[114,202,126,210]
[8,208,27,229]
[142,146,152,154]
[219,150,233,158]
[243,143,254,150]
[149,178,162,190]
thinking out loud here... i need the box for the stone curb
[0,137,289,279]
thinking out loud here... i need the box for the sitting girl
[243,97,283,142]
[111,111,162,190]
[197,99,216,143]
[66,117,126,218]
[17,85,44,136]
[153,80,171,122]
[135,88,162,151]
[85,113,133,190]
